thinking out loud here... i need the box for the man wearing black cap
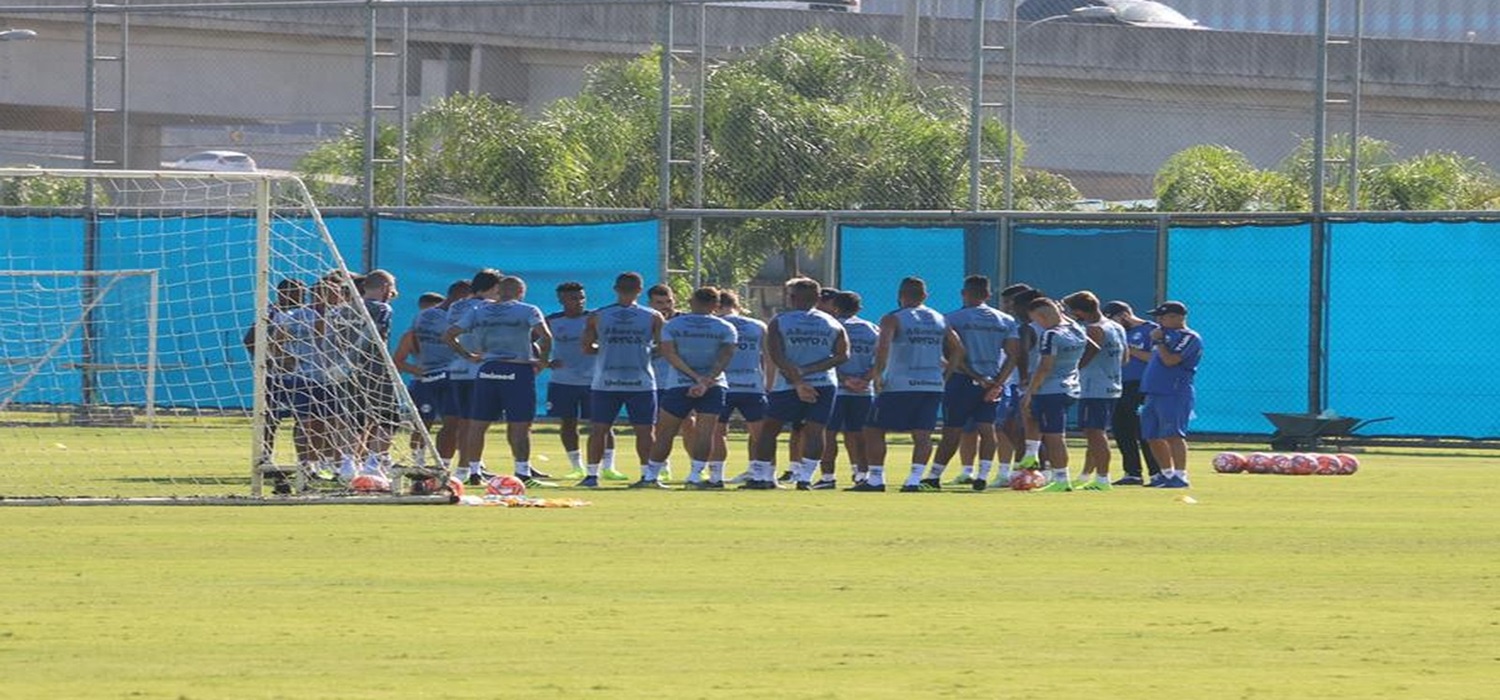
[1140,301,1201,488]
[1102,301,1163,485]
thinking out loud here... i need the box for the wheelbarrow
[1262,413,1396,452]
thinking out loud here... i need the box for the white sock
[998,462,1013,482]
[468,460,483,471]
[927,464,947,479]
[904,464,924,486]
[748,460,768,481]
[958,464,974,478]
[709,461,725,482]
[1052,467,1069,484]
[688,460,706,482]
[515,461,533,478]
[567,450,582,469]
[815,472,834,483]
[977,460,994,480]
[868,465,886,486]
[1097,475,1110,485]
[412,448,427,468]
[800,458,820,482]
[645,460,666,481]
[1024,441,1041,459]
[586,463,600,477]
[603,449,616,471]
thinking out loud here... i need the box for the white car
[171,150,257,172]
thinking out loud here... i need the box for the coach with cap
[1102,300,1162,485]
[1139,301,1201,489]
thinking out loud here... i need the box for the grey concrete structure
[2,2,1498,198]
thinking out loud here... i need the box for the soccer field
[0,428,1495,699]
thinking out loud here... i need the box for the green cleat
[522,477,559,489]
[1016,455,1040,469]
[601,468,631,482]
[561,468,588,481]
[1035,480,1073,493]
[946,474,975,486]
[1077,481,1113,491]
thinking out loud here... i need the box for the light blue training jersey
[455,299,545,363]
[945,303,1019,380]
[837,315,880,397]
[1036,320,1089,397]
[272,306,322,381]
[1080,318,1126,399]
[882,305,947,393]
[445,297,489,380]
[590,302,662,392]
[546,311,594,387]
[660,313,738,389]
[411,306,457,374]
[721,314,767,395]
[769,308,844,392]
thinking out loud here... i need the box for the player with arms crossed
[749,277,849,491]
[1064,291,1127,490]
[546,281,616,481]
[859,276,964,493]
[444,275,554,489]
[1140,301,1201,489]
[647,287,737,489]
[1020,296,1094,492]
[711,290,770,488]
[578,272,665,488]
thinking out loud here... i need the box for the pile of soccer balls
[1212,452,1359,475]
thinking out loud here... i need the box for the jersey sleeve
[454,307,476,331]
[1172,331,1202,366]
[528,305,545,327]
[1039,328,1058,356]
[659,320,678,344]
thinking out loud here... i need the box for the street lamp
[984,5,1117,210]
[0,29,39,42]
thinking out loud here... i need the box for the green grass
[0,427,1497,699]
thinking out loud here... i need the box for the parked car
[171,150,257,172]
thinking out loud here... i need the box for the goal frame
[0,168,447,505]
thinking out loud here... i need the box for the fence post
[1308,215,1326,415]
[1154,213,1169,304]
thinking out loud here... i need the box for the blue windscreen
[1011,224,1158,313]
[0,217,88,405]
[1327,220,1500,438]
[838,226,967,314]
[1167,223,1311,434]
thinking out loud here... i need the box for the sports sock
[586,463,601,477]
[1096,475,1110,485]
[515,461,532,478]
[800,458,820,482]
[688,460,706,482]
[903,464,925,486]
[958,464,974,478]
[412,448,427,468]
[645,460,666,481]
[927,464,947,480]
[602,449,616,471]
[1052,467,1069,484]
[868,465,886,486]
[1024,441,1041,459]
[567,450,583,469]
[997,462,1013,482]
[977,460,994,480]
[749,460,769,482]
[708,461,725,482]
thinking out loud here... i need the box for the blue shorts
[992,385,1021,427]
[766,386,836,426]
[1029,393,1075,435]
[591,389,658,426]
[547,383,592,420]
[446,378,476,420]
[1078,398,1116,430]
[719,392,768,422]
[869,391,942,432]
[943,375,997,431]
[659,386,726,420]
[471,362,536,423]
[1141,392,1194,440]
[827,394,873,433]
[409,371,448,423]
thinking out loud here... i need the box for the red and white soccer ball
[1289,453,1318,475]
[1270,453,1295,475]
[1010,470,1048,491]
[1314,454,1342,475]
[350,473,392,493]
[1247,453,1276,474]
[411,475,466,497]
[485,474,527,497]
[1336,454,1360,475]
[1212,452,1247,473]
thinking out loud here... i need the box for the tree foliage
[298,30,1081,288]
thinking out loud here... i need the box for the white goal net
[0,169,443,502]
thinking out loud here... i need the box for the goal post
[0,168,445,503]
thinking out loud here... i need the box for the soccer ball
[1212,452,1247,473]
[1314,454,1342,475]
[485,474,527,497]
[1270,453,1295,475]
[411,475,466,497]
[1336,454,1360,475]
[1289,453,1318,475]
[1010,470,1048,491]
[349,473,392,493]
[1247,453,1276,474]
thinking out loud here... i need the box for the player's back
[273,306,321,380]
[1080,318,1126,399]
[770,308,843,391]
[445,297,489,379]
[547,311,593,386]
[837,315,879,396]
[661,313,737,388]
[884,305,947,392]
[412,306,456,373]
[461,299,543,362]
[1037,321,1088,397]
[945,304,1016,380]
[591,303,660,392]
[722,314,767,394]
